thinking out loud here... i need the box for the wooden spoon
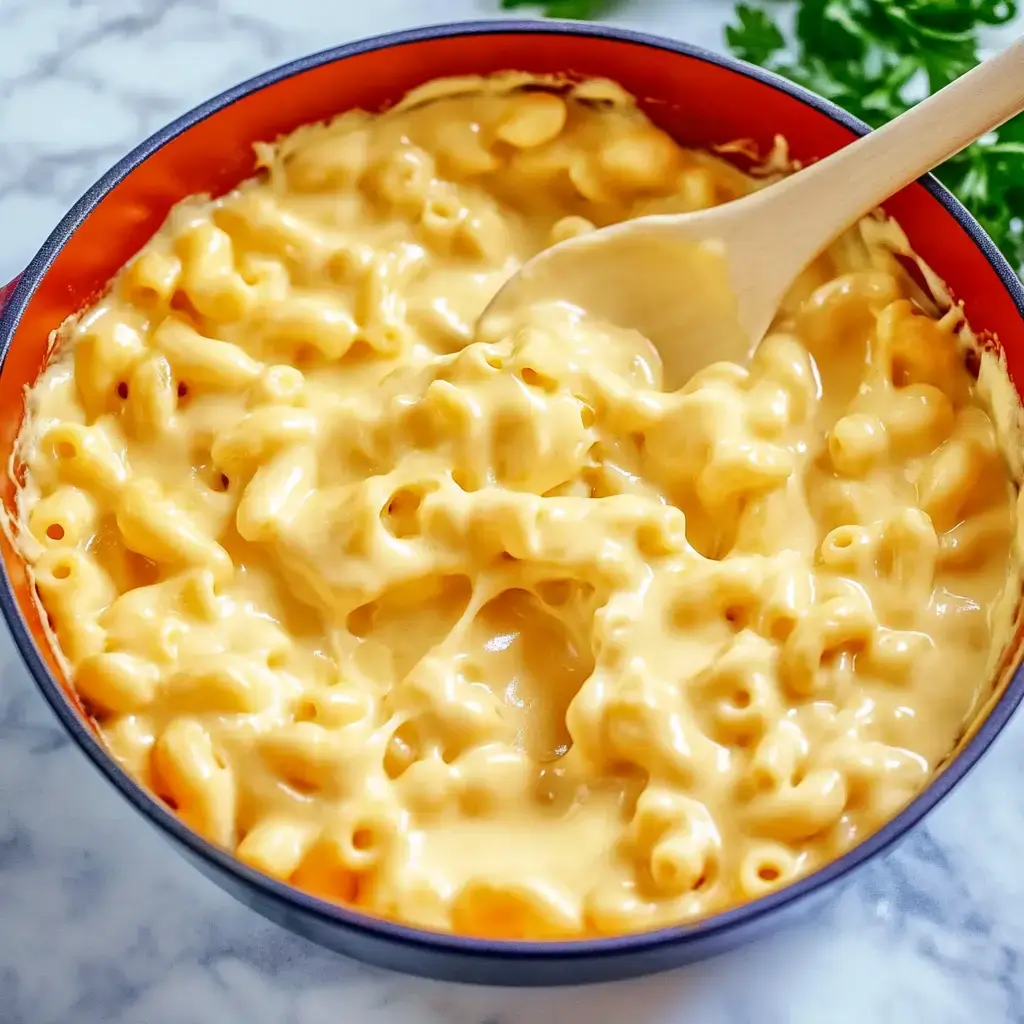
[477,38,1024,388]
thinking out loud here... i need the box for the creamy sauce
[11,76,1022,939]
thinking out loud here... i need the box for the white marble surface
[1,1,1023,1021]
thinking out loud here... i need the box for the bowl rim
[1,17,1023,963]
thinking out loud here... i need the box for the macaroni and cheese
[12,76,1021,939]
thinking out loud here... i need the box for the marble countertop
[1,1,1023,1021]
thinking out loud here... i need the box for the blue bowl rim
[1,17,1023,964]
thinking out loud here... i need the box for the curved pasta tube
[43,423,128,496]
[496,92,567,149]
[72,320,147,418]
[236,445,317,543]
[152,316,262,389]
[824,737,929,811]
[670,555,767,628]
[116,479,233,582]
[692,632,782,749]
[285,125,371,192]
[258,720,381,797]
[162,654,280,714]
[780,593,877,696]
[103,714,158,782]
[464,204,515,264]
[648,830,709,896]
[863,628,934,681]
[366,144,435,210]
[697,440,795,507]
[401,655,509,751]
[819,524,875,574]
[750,332,818,426]
[418,182,469,249]
[432,118,500,177]
[34,549,116,662]
[486,392,593,495]
[584,879,661,937]
[747,719,809,794]
[918,409,1001,532]
[211,407,319,476]
[549,215,595,246]
[75,651,160,715]
[293,686,373,730]
[742,767,848,842]
[875,298,962,396]
[99,582,189,662]
[238,254,291,305]
[829,413,888,476]
[175,220,253,322]
[255,294,359,360]
[152,717,237,847]
[176,568,220,623]
[452,745,536,815]
[289,834,359,903]
[252,365,305,406]
[738,841,803,899]
[237,817,320,880]
[213,189,334,271]
[598,127,680,191]
[821,508,938,606]
[128,354,177,440]
[645,386,765,495]
[391,872,452,932]
[881,384,955,455]
[938,507,1015,570]
[796,271,901,350]
[121,248,181,308]
[759,552,814,641]
[588,670,720,782]
[323,801,406,872]
[877,507,939,597]
[394,753,462,816]
[257,722,345,794]
[628,786,720,896]
[28,486,99,550]
[450,877,581,939]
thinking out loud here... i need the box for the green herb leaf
[725,5,786,65]
[500,0,618,18]
[725,0,1024,270]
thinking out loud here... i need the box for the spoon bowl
[479,204,787,389]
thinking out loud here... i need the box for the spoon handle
[761,35,1024,264]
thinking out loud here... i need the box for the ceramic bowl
[1,20,1022,986]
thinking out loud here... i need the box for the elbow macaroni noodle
[13,75,1022,939]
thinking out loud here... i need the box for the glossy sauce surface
[13,77,1020,939]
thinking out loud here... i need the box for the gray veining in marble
[1,2,1023,1021]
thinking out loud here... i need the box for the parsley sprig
[497,0,1024,271]
[500,0,622,18]
[726,1,1024,270]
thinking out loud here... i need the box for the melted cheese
[12,77,1021,939]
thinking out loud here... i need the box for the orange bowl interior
[2,26,1023,729]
